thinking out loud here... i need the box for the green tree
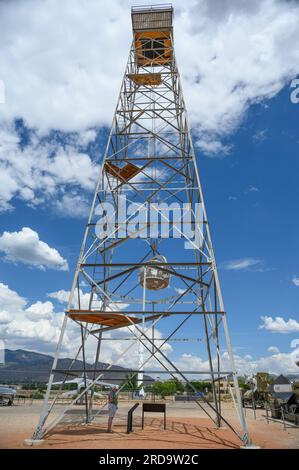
[168,379,184,393]
[150,380,177,398]
[185,381,212,393]
[121,373,141,392]
[238,379,251,391]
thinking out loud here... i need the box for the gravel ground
[0,400,298,449]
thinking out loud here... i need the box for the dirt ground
[0,400,298,449]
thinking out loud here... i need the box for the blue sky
[205,86,299,358]
[0,0,299,375]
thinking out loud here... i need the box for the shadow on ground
[43,417,240,449]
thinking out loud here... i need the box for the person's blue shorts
[108,404,117,417]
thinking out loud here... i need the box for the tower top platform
[131,4,173,32]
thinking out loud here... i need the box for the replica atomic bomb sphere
[139,256,171,290]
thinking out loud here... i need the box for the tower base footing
[240,444,261,449]
[23,439,44,447]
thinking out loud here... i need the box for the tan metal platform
[104,161,141,182]
[128,73,162,86]
[68,310,139,327]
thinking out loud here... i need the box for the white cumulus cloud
[1,281,298,375]
[0,125,99,215]
[47,288,129,313]
[54,192,92,219]
[0,283,79,354]
[260,315,299,333]
[0,0,297,138]
[176,348,299,377]
[268,346,280,353]
[25,301,54,322]
[0,282,170,366]
[0,227,68,271]
[47,290,70,304]
[221,348,299,375]
[0,0,298,213]
[0,310,11,325]
[48,289,90,309]
[0,282,27,312]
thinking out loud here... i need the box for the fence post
[281,406,286,431]
[127,403,139,434]
[252,398,256,420]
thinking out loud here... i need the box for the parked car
[0,385,17,405]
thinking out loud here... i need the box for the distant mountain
[0,349,154,385]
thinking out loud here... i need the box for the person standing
[107,385,119,433]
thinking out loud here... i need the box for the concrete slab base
[240,445,261,449]
[23,438,45,446]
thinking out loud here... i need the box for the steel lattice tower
[31,4,251,446]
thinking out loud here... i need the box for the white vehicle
[0,385,17,406]
[52,376,117,400]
